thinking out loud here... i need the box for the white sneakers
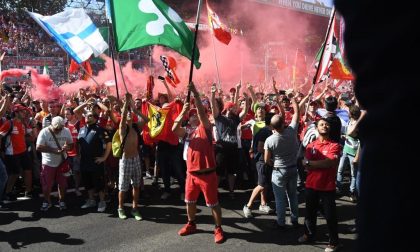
[81,199,97,209]
[97,201,107,212]
[259,204,274,214]
[243,205,253,218]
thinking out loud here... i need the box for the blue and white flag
[28,8,108,64]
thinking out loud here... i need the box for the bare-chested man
[117,93,148,221]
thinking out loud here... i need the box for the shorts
[68,156,80,172]
[215,145,238,176]
[185,171,219,207]
[256,161,272,188]
[4,152,32,175]
[118,156,142,192]
[82,170,105,192]
[40,164,68,191]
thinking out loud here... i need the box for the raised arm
[128,95,149,128]
[210,83,220,119]
[191,82,211,129]
[119,94,129,138]
[290,95,300,126]
[234,81,241,106]
[239,92,249,121]
[247,83,258,106]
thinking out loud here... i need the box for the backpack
[112,126,129,158]
[0,120,13,154]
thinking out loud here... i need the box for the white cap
[51,116,65,129]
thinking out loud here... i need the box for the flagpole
[303,7,336,122]
[210,34,222,89]
[116,53,129,93]
[78,63,100,86]
[106,19,121,100]
[187,0,203,102]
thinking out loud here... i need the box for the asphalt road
[0,178,357,252]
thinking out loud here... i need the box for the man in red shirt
[298,118,342,252]
[0,104,33,201]
[172,82,224,244]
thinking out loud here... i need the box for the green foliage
[0,0,67,14]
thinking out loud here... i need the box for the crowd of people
[0,74,361,251]
[0,11,63,57]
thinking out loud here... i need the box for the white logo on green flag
[111,0,201,68]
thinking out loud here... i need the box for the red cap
[222,101,235,113]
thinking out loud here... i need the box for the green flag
[110,0,201,68]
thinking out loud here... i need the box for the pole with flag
[187,0,203,102]
[303,7,336,121]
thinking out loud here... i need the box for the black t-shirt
[78,124,111,171]
[324,112,342,144]
[215,114,240,148]
[253,126,272,162]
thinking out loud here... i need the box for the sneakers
[21,191,33,200]
[58,201,67,210]
[161,192,171,200]
[243,205,253,218]
[259,204,274,214]
[97,201,107,212]
[325,244,341,252]
[131,208,143,221]
[178,222,197,236]
[118,208,127,219]
[271,222,288,231]
[81,199,97,209]
[40,201,52,211]
[214,226,225,244]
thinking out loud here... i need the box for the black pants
[304,188,339,246]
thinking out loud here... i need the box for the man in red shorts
[172,82,224,244]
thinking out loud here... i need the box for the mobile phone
[158,76,165,81]
[279,90,286,95]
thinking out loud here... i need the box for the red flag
[68,59,79,74]
[81,60,92,81]
[330,58,354,80]
[206,1,232,45]
[146,75,154,100]
[141,100,183,146]
[314,8,336,84]
[160,55,180,87]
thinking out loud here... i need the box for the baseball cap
[51,116,65,129]
[222,101,235,114]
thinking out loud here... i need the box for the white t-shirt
[36,127,73,168]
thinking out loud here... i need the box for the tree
[0,0,67,14]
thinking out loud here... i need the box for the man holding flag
[172,82,225,244]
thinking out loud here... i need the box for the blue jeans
[337,152,357,193]
[271,168,298,226]
[0,159,8,202]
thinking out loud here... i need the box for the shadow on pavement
[0,227,84,249]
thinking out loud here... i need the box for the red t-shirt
[186,124,216,172]
[240,111,254,140]
[66,121,79,157]
[0,119,27,155]
[305,139,341,191]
